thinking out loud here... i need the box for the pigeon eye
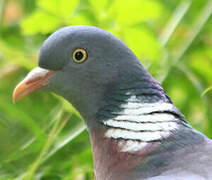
[73,48,87,63]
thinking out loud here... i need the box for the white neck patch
[102,100,180,153]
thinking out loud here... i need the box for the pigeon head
[13,25,154,122]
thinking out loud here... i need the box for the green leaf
[108,0,162,26]
[38,0,78,18]
[21,10,60,35]
[88,0,108,21]
[123,27,162,61]
[21,0,79,35]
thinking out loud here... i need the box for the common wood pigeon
[13,26,212,180]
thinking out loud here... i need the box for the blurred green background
[0,0,212,179]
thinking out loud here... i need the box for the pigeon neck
[87,79,205,179]
[95,79,189,145]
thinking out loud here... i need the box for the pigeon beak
[13,67,55,103]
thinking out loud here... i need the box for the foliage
[0,0,212,179]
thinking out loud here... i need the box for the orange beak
[13,67,55,103]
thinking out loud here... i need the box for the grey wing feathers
[146,138,212,180]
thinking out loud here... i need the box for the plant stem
[25,111,63,180]
[161,0,212,83]
[159,0,191,46]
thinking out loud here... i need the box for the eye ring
[72,48,88,63]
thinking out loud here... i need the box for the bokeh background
[0,0,212,179]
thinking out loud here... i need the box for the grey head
[39,25,161,124]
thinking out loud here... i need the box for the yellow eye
[72,48,88,63]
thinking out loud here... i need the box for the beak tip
[12,82,24,104]
[12,67,55,104]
